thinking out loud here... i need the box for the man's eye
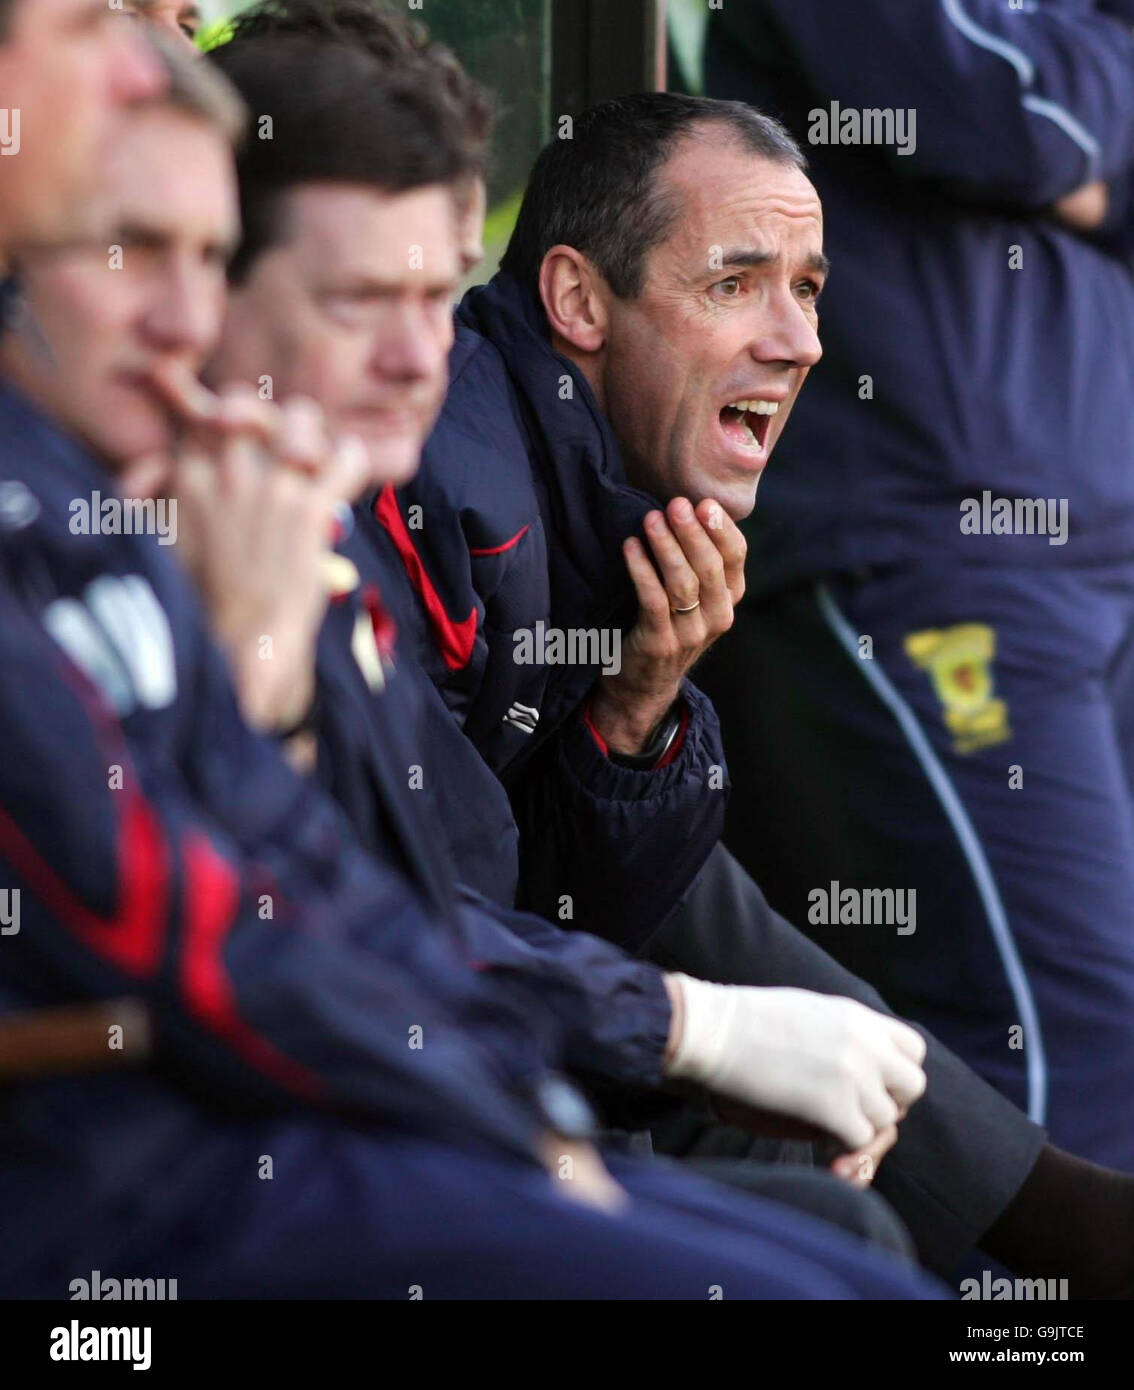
[714,276,742,298]
[796,279,823,303]
[118,238,159,260]
[323,294,371,319]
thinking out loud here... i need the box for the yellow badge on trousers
[903,623,1012,754]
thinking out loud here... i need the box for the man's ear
[538,245,608,355]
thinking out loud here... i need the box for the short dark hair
[220,0,494,174]
[501,92,805,299]
[207,34,473,281]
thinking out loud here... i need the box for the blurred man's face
[0,107,237,464]
[123,0,201,56]
[208,182,460,488]
[456,174,486,274]
[586,132,826,521]
[0,0,165,251]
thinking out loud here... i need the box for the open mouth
[718,397,779,456]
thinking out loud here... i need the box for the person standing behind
[698,0,1134,1169]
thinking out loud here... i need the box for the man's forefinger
[696,499,746,560]
[696,498,747,597]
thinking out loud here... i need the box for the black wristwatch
[608,703,684,771]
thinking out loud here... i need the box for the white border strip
[815,581,1047,1124]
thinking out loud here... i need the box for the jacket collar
[0,380,118,568]
[457,272,660,632]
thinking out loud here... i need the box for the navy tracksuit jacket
[309,510,676,1110]
[0,381,942,1298]
[695,0,1134,1165]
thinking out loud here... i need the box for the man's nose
[143,269,218,359]
[749,290,823,370]
[109,23,169,107]
[370,300,448,383]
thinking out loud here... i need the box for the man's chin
[361,436,425,491]
[728,472,761,522]
[97,422,175,474]
[687,473,761,523]
[94,380,178,463]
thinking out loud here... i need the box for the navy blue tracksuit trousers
[697,563,1134,1171]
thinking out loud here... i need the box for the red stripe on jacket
[469,524,530,557]
[373,486,478,672]
[0,772,321,1100]
[180,832,323,1098]
[0,787,168,977]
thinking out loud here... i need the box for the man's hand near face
[124,375,369,750]
[588,496,747,755]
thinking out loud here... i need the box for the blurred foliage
[426,0,549,281]
[667,0,708,95]
[197,17,235,51]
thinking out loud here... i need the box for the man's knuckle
[704,554,725,584]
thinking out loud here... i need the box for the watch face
[610,707,682,770]
[536,1074,596,1140]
